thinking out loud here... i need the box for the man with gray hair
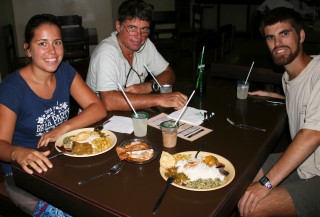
[86,0,187,111]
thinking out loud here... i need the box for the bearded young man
[86,0,187,111]
[238,7,320,217]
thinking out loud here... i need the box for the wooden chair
[57,15,82,27]
[304,27,320,55]
[61,26,90,62]
[57,15,89,63]
[150,11,180,65]
[1,24,29,79]
[192,4,204,32]
[218,24,235,58]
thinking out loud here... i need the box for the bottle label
[198,64,205,69]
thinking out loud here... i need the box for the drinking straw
[174,90,196,126]
[245,61,255,84]
[196,46,205,88]
[143,64,162,88]
[117,83,138,116]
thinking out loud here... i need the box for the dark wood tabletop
[12,80,287,217]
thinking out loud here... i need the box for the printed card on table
[147,113,213,141]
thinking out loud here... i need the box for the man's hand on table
[124,83,188,110]
[157,92,188,110]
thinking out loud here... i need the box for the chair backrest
[57,15,82,27]
[150,11,180,64]
[304,27,320,55]
[192,4,204,32]
[219,24,235,56]
[61,26,89,61]
[2,24,17,74]
[150,11,179,40]
[56,15,89,62]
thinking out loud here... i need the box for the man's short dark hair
[118,0,153,24]
[259,7,304,37]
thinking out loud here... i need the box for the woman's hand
[11,146,53,174]
[37,126,70,148]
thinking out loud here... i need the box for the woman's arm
[37,72,107,146]
[248,90,285,99]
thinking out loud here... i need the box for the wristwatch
[152,81,159,92]
[259,176,273,190]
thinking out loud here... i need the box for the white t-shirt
[282,55,320,179]
[86,31,169,93]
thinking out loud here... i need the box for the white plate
[55,128,117,157]
[160,151,235,191]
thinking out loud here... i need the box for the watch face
[260,176,268,185]
[259,176,272,189]
[152,82,159,92]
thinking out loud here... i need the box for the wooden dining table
[12,79,288,217]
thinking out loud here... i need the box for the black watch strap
[259,176,273,190]
[152,81,159,92]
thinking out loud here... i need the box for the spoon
[77,162,124,185]
[94,120,110,132]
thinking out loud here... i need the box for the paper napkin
[103,116,133,134]
[167,107,211,125]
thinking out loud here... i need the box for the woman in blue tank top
[0,14,106,216]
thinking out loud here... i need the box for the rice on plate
[159,151,235,191]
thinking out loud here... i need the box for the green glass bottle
[195,46,206,96]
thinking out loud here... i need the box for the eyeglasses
[122,24,150,37]
[125,67,142,87]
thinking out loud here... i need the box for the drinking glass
[160,84,172,93]
[131,112,149,137]
[237,80,250,99]
[160,120,179,148]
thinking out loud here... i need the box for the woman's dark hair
[24,14,61,45]
[118,0,153,24]
[259,7,303,37]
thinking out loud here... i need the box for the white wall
[12,0,174,57]
[12,0,113,56]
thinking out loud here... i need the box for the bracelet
[259,176,273,190]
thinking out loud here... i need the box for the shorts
[262,153,320,217]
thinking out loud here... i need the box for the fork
[226,118,266,132]
[152,176,176,214]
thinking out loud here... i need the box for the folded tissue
[103,115,134,134]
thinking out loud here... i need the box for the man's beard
[271,45,300,66]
